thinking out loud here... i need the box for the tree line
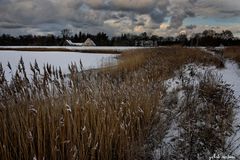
[0,29,239,46]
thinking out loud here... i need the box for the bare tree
[61,28,72,39]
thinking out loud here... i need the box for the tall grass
[0,54,164,159]
[0,47,236,159]
[224,47,240,63]
[172,71,235,159]
[106,47,224,80]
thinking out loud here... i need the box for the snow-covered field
[0,46,143,52]
[0,50,117,80]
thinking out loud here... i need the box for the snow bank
[156,64,216,159]
[155,60,240,159]
[220,60,240,156]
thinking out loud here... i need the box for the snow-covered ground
[0,46,144,52]
[67,46,143,51]
[154,60,240,159]
[154,64,216,159]
[0,50,117,81]
[221,61,240,157]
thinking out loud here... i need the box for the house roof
[83,38,96,46]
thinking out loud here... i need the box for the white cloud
[134,26,145,33]
[160,23,169,30]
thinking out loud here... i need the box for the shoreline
[0,47,123,54]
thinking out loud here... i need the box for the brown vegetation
[0,47,236,159]
[224,47,240,63]
[169,71,235,159]
[106,47,224,79]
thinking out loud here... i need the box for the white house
[64,38,96,46]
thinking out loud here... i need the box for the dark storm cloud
[186,25,197,30]
[0,22,26,29]
[82,0,169,25]
[169,10,195,29]
[189,0,198,4]
[167,0,198,29]
[150,8,167,24]
[92,0,158,13]
[0,0,240,36]
[221,10,240,17]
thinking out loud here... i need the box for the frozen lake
[0,50,117,80]
[0,46,141,50]
[0,46,143,52]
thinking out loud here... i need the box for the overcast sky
[0,0,240,37]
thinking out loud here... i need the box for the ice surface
[0,50,117,81]
[0,46,143,51]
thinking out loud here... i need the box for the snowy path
[220,60,240,157]
[203,48,240,156]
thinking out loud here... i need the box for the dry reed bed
[224,47,240,63]
[106,47,224,80]
[0,47,236,159]
[163,70,235,159]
